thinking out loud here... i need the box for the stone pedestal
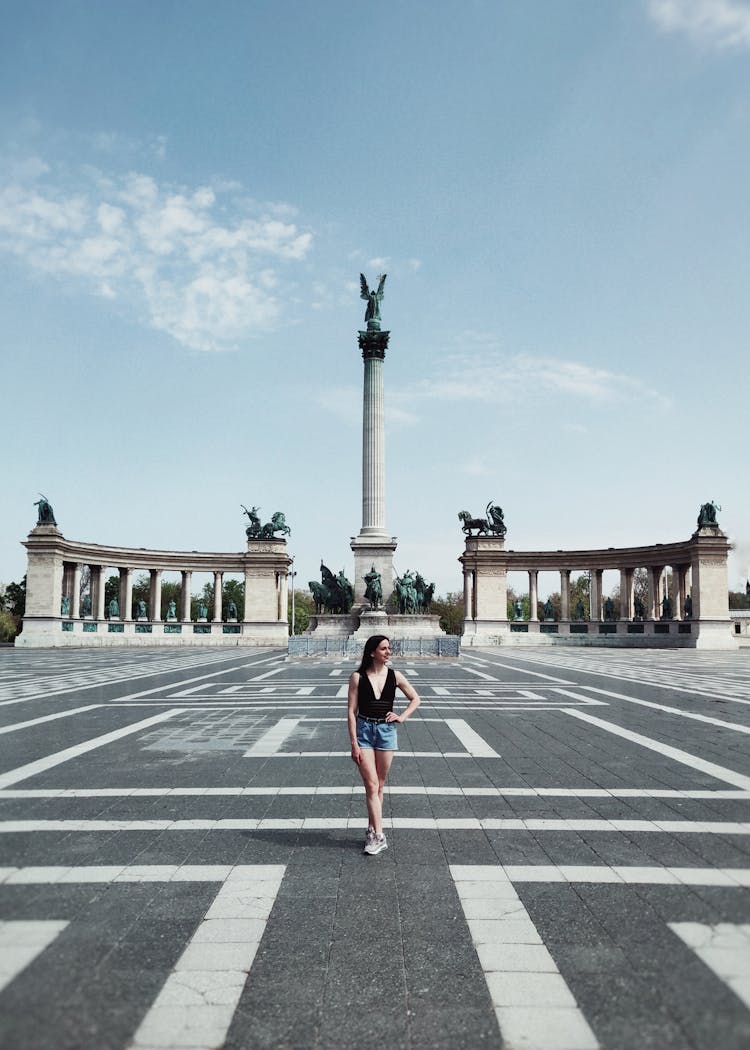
[305,614,358,637]
[353,609,389,640]
[350,534,398,606]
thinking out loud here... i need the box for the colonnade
[460,521,735,649]
[19,524,291,647]
[462,564,693,623]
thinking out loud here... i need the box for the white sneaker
[363,827,376,853]
[364,833,387,856]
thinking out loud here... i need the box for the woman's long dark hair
[357,634,390,674]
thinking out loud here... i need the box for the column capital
[358,330,390,359]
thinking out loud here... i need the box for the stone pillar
[61,562,74,615]
[677,565,689,619]
[278,570,288,624]
[72,564,81,619]
[243,539,291,642]
[619,568,633,620]
[560,570,570,621]
[590,570,603,621]
[19,523,66,644]
[150,569,162,622]
[463,569,473,620]
[351,328,397,605]
[459,537,508,640]
[360,332,387,535]
[528,571,539,622]
[120,568,133,621]
[647,566,662,621]
[691,531,731,620]
[243,566,253,623]
[181,570,192,621]
[213,571,224,623]
[94,566,106,621]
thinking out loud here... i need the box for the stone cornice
[23,529,290,573]
[460,531,731,572]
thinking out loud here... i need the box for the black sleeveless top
[357,668,396,719]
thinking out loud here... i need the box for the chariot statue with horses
[697,501,721,528]
[242,505,291,540]
[458,501,507,538]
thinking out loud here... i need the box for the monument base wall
[460,619,737,650]
[16,618,288,648]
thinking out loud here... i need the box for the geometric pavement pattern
[0,644,749,1049]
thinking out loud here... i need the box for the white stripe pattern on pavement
[669,923,750,1009]
[0,705,101,735]
[0,920,69,993]
[1,817,748,834]
[563,708,750,791]
[0,709,185,789]
[243,718,302,756]
[451,864,599,1050]
[128,865,285,1050]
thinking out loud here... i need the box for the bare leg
[356,749,382,833]
[375,749,395,824]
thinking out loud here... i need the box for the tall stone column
[213,572,224,623]
[94,566,106,621]
[619,568,633,621]
[528,571,539,621]
[351,326,398,605]
[150,569,162,622]
[72,564,81,619]
[647,566,662,621]
[181,570,192,621]
[560,570,571,621]
[278,570,288,623]
[590,569,603,622]
[120,567,133,621]
[463,569,473,620]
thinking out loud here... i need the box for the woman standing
[347,635,421,855]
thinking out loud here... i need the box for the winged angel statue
[360,273,386,331]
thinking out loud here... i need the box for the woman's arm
[386,671,421,723]
[347,672,362,764]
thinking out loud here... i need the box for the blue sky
[1,0,749,601]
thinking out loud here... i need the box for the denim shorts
[356,716,398,751]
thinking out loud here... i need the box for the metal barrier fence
[287,636,461,658]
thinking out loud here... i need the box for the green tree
[223,579,245,620]
[569,574,590,619]
[161,580,182,619]
[541,592,562,621]
[0,609,18,642]
[506,588,530,620]
[132,573,150,609]
[729,590,750,610]
[191,581,215,621]
[430,591,464,634]
[288,589,314,634]
[104,574,119,614]
[3,577,26,618]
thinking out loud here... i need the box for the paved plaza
[0,645,749,1049]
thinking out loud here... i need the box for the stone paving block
[495,1003,599,1049]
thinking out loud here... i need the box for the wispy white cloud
[0,160,313,350]
[646,0,750,50]
[408,352,670,409]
